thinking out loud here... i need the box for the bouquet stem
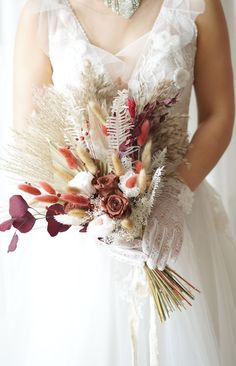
[144,264,200,323]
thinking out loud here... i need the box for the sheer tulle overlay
[1,0,236,365]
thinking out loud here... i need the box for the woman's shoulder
[20,0,67,18]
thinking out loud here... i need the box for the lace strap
[165,0,206,20]
[63,0,90,42]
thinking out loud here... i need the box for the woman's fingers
[142,217,158,255]
[146,225,165,269]
[107,246,148,266]
[155,229,175,271]
[169,226,184,264]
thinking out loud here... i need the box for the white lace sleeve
[20,0,73,56]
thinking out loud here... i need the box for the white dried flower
[118,171,140,198]
[87,214,115,238]
[68,171,96,197]
[54,214,85,226]
[174,68,190,89]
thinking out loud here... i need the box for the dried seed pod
[60,193,90,208]
[52,165,74,183]
[58,147,78,170]
[137,168,147,194]
[135,161,143,173]
[18,183,41,196]
[88,101,107,125]
[127,98,136,118]
[39,181,56,195]
[68,209,88,218]
[121,217,134,231]
[112,153,125,176]
[141,139,152,171]
[137,119,150,146]
[34,195,59,203]
[77,146,97,175]
[66,186,80,194]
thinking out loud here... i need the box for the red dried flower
[39,181,56,195]
[128,98,136,118]
[58,147,78,170]
[60,194,90,208]
[137,119,150,146]
[18,183,41,196]
[101,190,130,219]
[92,173,119,197]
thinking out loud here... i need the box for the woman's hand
[142,177,194,270]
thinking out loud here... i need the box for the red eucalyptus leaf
[79,223,88,233]
[47,219,70,237]
[8,232,19,253]
[13,212,36,233]
[0,219,13,232]
[9,195,29,218]
[46,204,70,237]
[46,204,65,217]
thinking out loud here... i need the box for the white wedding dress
[0,0,236,365]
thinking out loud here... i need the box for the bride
[0,0,235,365]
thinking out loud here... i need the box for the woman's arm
[176,0,235,191]
[13,3,53,131]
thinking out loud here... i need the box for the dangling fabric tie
[149,295,159,366]
[128,266,159,366]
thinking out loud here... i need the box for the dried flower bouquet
[0,61,199,322]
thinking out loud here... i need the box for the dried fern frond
[107,89,134,159]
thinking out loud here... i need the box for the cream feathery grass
[141,139,152,172]
[137,168,147,194]
[112,153,125,176]
[77,146,98,175]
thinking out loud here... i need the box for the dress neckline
[64,0,167,57]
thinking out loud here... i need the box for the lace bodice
[42,0,205,117]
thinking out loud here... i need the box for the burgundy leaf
[47,219,70,237]
[7,232,19,253]
[0,219,13,232]
[13,212,36,233]
[9,195,29,218]
[46,204,70,237]
[79,223,88,233]
[46,204,65,218]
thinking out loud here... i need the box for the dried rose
[101,191,130,219]
[92,173,119,197]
